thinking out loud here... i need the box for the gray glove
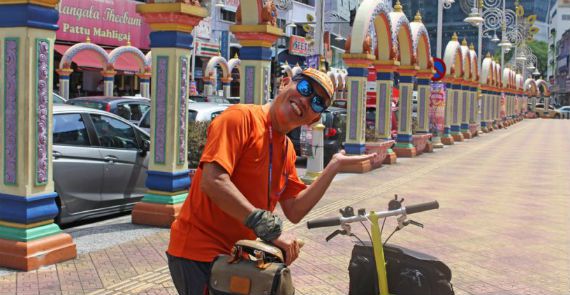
[244,209,283,242]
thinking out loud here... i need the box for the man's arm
[200,161,256,223]
[280,151,380,223]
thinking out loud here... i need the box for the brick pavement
[0,119,569,295]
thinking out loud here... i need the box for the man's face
[272,77,330,133]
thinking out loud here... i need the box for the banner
[429,82,446,136]
[56,0,151,49]
[195,41,220,57]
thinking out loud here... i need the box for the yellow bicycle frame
[369,211,390,295]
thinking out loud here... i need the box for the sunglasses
[296,79,328,113]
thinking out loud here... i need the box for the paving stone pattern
[0,119,569,295]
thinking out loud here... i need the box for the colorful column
[56,68,72,100]
[222,77,232,98]
[301,119,325,184]
[0,1,77,270]
[461,84,472,139]
[442,80,455,145]
[416,72,432,134]
[230,25,281,105]
[102,70,116,96]
[374,62,397,164]
[480,89,489,132]
[494,90,501,129]
[137,72,151,99]
[203,77,214,96]
[393,68,417,157]
[469,86,479,136]
[343,55,371,155]
[451,83,464,142]
[132,2,207,227]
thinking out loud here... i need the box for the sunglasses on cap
[296,79,328,113]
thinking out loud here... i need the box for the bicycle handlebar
[306,216,341,229]
[405,201,439,215]
[306,200,439,229]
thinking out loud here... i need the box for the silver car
[53,105,150,224]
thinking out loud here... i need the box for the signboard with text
[56,0,151,49]
[289,35,310,56]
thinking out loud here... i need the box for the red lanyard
[267,124,289,209]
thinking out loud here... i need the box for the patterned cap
[300,68,335,104]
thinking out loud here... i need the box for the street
[0,119,569,295]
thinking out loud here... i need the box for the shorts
[167,253,213,295]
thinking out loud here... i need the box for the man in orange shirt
[167,68,379,295]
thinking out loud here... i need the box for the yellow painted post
[132,2,207,227]
[0,0,77,271]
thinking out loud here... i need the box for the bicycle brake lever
[407,220,424,228]
[325,229,345,242]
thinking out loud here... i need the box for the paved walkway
[1,119,569,295]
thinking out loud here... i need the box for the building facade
[547,0,570,84]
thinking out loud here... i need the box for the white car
[558,106,570,119]
[138,102,228,133]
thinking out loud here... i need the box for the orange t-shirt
[167,104,307,262]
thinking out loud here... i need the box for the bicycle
[306,195,454,295]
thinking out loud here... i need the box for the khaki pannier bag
[209,240,295,295]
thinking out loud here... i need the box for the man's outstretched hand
[327,150,381,172]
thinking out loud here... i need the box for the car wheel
[554,114,560,119]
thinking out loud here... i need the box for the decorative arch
[388,10,413,65]
[328,71,338,89]
[480,56,493,85]
[228,57,241,74]
[348,0,392,59]
[410,19,432,70]
[494,63,501,87]
[469,47,478,82]
[516,74,524,90]
[280,63,293,77]
[205,56,230,79]
[443,36,463,78]
[502,68,512,90]
[108,45,146,73]
[292,64,303,76]
[524,78,538,95]
[536,79,550,96]
[60,42,109,69]
[459,42,471,80]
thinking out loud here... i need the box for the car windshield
[53,93,67,104]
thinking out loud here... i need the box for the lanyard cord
[267,123,289,209]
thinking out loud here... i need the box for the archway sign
[431,57,446,81]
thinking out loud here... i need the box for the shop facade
[54,0,151,98]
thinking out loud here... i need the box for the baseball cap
[300,68,335,105]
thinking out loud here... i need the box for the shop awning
[54,44,143,73]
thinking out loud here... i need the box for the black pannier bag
[348,242,454,295]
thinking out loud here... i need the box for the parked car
[138,102,228,133]
[287,107,347,165]
[53,92,68,104]
[190,95,231,105]
[67,96,151,124]
[534,103,560,119]
[52,104,150,224]
[558,106,570,119]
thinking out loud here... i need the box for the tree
[493,40,547,75]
